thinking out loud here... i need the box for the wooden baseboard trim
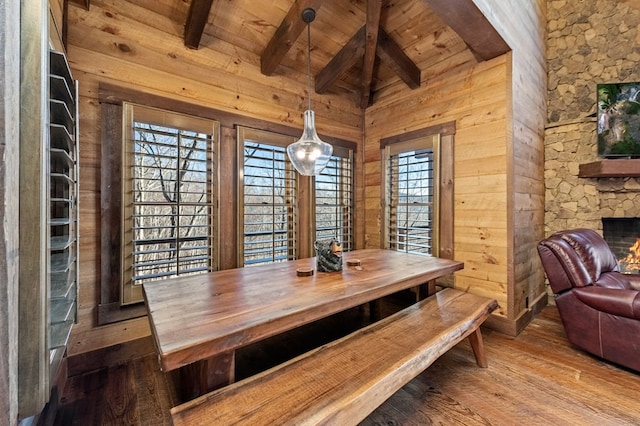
[67,336,156,377]
[483,292,548,336]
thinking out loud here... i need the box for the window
[121,104,218,304]
[100,87,357,323]
[315,146,354,251]
[238,127,297,266]
[238,128,355,265]
[384,134,440,256]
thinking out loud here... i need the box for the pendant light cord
[306,22,312,111]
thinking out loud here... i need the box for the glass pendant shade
[287,109,333,176]
[287,8,332,176]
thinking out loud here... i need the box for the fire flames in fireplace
[619,238,640,273]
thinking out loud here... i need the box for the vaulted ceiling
[74,0,510,108]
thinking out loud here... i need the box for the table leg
[179,350,235,401]
[416,280,436,301]
[369,299,381,321]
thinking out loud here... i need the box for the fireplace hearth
[602,218,640,273]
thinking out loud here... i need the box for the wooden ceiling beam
[260,0,325,76]
[315,26,366,94]
[68,0,90,10]
[421,0,510,60]
[360,0,382,109]
[184,0,215,49]
[376,28,421,90]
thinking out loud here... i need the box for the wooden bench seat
[171,288,498,426]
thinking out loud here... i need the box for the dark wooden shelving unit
[578,159,640,177]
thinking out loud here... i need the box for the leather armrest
[573,286,640,320]
[626,275,640,291]
[597,271,638,290]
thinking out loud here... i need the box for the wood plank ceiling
[75,0,510,108]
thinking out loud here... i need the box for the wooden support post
[369,299,381,321]
[179,351,235,401]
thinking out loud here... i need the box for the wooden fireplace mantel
[578,159,640,178]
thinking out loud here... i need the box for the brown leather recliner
[538,228,640,372]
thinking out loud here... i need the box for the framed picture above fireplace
[597,82,640,158]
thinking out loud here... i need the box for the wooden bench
[171,288,498,426]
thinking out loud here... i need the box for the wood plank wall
[475,0,547,334]
[64,0,362,356]
[364,0,547,335]
[365,54,511,313]
[63,0,546,357]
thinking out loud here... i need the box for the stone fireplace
[543,128,640,237]
[545,0,640,239]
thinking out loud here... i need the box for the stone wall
[545,0,640,236]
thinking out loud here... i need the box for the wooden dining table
[142,248,463,400]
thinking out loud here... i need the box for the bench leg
[179,350,235,401]
[467,327,488,368]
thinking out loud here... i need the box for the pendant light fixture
[287,8,333,176]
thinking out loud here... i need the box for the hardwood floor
[54,294,640,425]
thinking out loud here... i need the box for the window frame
[384,135,440,256]
[236,127,300,267]
[380,121,455,260]
[237,127,357,265]
[120,103,219,304]
[314,145,355,252]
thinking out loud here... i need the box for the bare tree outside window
[238,127,353,267]
[131,122,213,284]
[315,154,353,251]
[242,140,297,266]
[388,148,434,255]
